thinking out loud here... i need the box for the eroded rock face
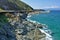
[12,19,46,40]
[0,12,46,40]
[0,12,28,40]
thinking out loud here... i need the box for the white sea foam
[39,29,53,40]
[27,19,41,24]
[27,19,53,40]
[27,15,31,18]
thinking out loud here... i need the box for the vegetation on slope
[0,0,33,10]
[0,0,33,28]
[0,0,33,26]
[0,14,8,28]
[0,14,8,23]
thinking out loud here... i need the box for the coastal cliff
[0,13,46,40]
[0,0,46,40]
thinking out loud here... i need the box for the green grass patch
[0,14,9,28]
[0,14,8,24]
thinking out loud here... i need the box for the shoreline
[26,18,53,40]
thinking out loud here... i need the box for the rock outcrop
[0,12,46,40]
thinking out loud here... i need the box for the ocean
[29,10,60,40]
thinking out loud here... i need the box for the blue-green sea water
[29,10,60,40]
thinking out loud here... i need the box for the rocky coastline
[0,0,52,40]
[0,12,53,40]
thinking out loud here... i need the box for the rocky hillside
[0,0,46,40]
[0,0,33,40]
[0,13,46,40]
[0,0,33,10]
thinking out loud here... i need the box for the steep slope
[0,0,33,10]
[0,0,47,40]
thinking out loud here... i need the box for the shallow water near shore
[29,10,60,40]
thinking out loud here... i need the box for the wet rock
[15,22,24,29]
[15,29,23,35]
[22,27,28,35]
[23,36,31,40]
[20,13,28,19]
